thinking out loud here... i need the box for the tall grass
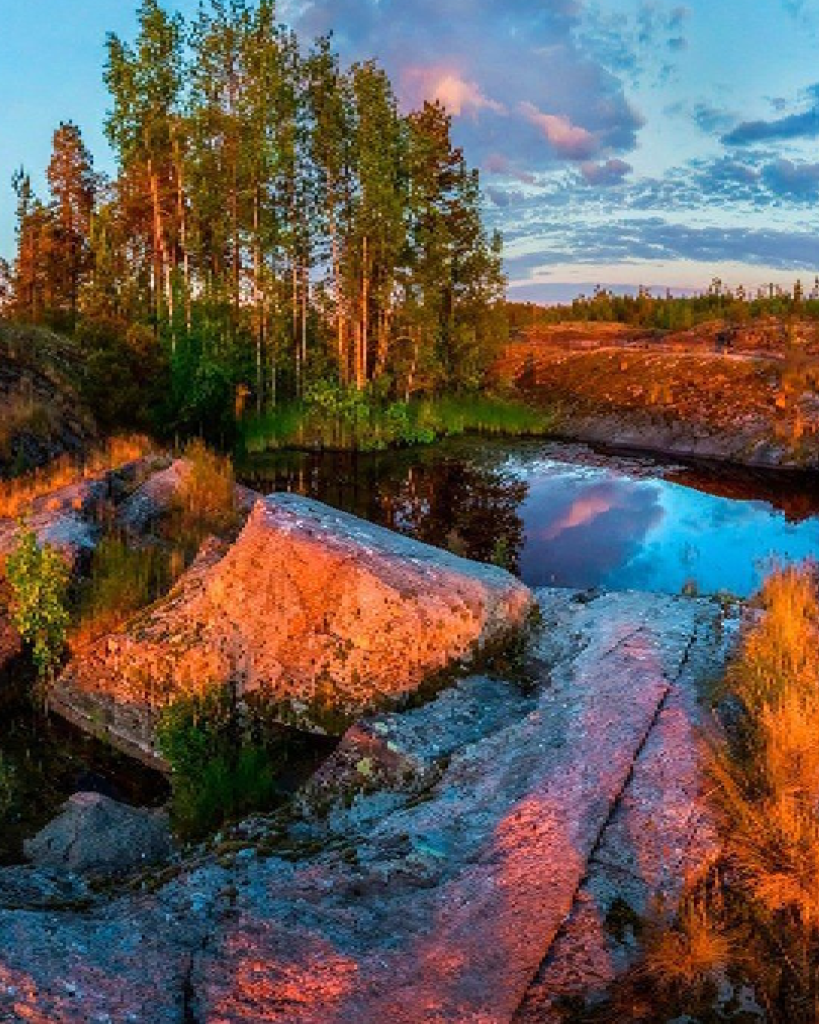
[70,534,185,652]
[624,564,819,1024]
[239,391,552,454]
[0,435,155,518]
[166,439,240,551]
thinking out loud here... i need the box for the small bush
[5,524,70,678]
[157,687,279,840]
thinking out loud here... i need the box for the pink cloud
[401,65,506,117]
[541,495,616,540]
[519,101,600,159]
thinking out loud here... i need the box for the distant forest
[508,279,819,333]
[1,0,506,438]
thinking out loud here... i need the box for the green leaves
[5,525,70,678]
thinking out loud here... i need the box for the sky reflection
[515,459,819,596]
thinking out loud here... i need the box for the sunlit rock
[53,495,535,761]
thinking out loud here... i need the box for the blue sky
[2,0,819,300]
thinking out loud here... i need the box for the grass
[239,392,553,454]
[610,564,819,1024]
[168,439,240,546]
[70,534,186,652]
[156,687,280,841]
[0,435,155,519]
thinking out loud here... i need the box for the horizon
[2,0,819,301]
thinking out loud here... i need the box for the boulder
[24,792,173,877]
[52,495,534,762]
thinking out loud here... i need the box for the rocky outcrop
[0,587,733,1023]
[24,792,173,878]
[53,495,534,760]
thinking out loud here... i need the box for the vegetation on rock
[5,525,70,678]
[156,687,279,840]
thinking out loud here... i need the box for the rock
[0,589,734,1022]
[24,792,173,877]
[53,495,534,761]
[118,458,261,537]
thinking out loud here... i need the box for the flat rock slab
[191,591,712,1024]
[54,495,534,760]
[0,589,727,1023]
[514,600,728,1022]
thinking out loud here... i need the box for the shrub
[157,687,279,840]
[5,525,70,678]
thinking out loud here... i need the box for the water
[238,438,819,598]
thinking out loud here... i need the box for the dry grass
[628,564,819,1023]
[168,439,239,546]
[0,387,60,460]
[0,435,155,519]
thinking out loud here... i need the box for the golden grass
[169,439,239,546]
[631,564,819,1023]
[0,435,155,519]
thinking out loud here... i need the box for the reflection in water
[239,439,819,598]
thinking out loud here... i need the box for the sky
[2,0,819,301]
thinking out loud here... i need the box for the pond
[238,438,819,599]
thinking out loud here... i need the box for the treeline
[5,0,506,439]
[508,279,819,333]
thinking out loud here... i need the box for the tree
[46,122,96,320]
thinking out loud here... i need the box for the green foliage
[240,386,551,453]
[157,687,279,840]
[5,525,70,677]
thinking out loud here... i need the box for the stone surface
[53,495,535,761]
[0,588,735,1023]
[24,792,173,877]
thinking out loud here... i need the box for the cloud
[505,218,819,277]
[580,158,632,185]
[723,84,819,144]
[400,67,505,117]
[287,0,644,175]
[520,102,600,160]
[763,158,819,197]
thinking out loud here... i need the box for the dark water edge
[0,659,170,864]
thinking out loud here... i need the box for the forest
[507,279,819,333]
[0,0,507,445]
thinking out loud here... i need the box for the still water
[239,438,819,598]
